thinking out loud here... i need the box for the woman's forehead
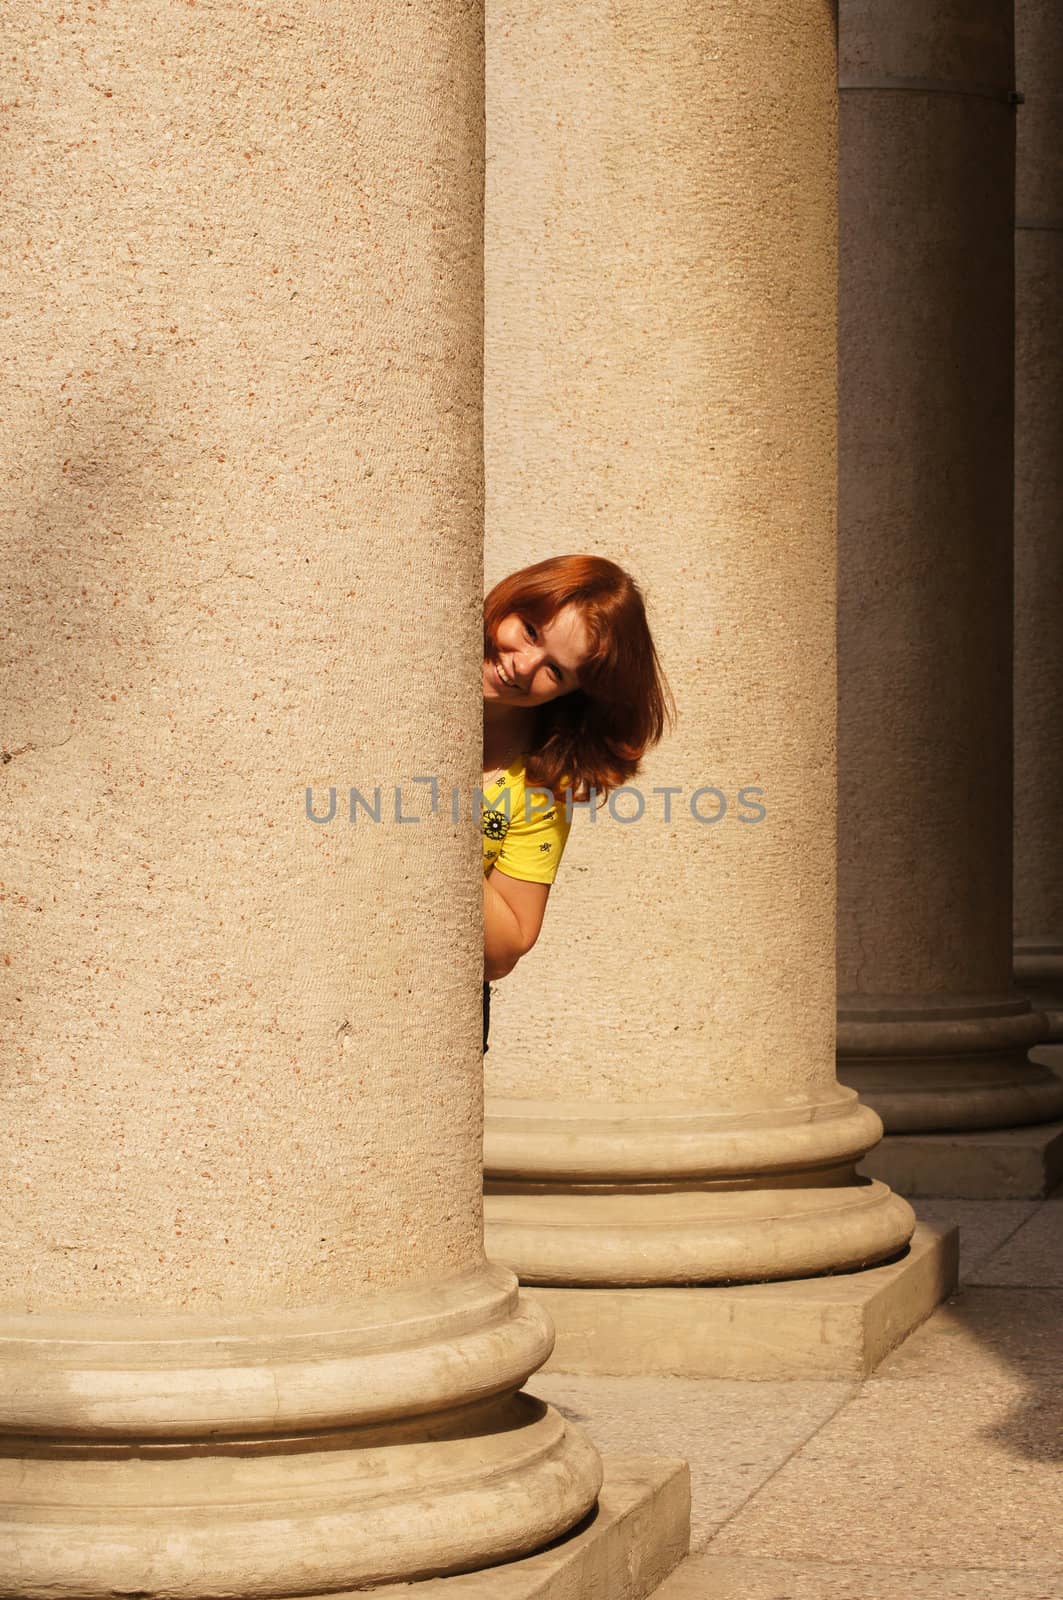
[537,605,593,668]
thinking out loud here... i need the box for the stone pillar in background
[1014,1,1063,1040]
[0,5,602,1594]
[835,0,1063,1133]
[482,0,915,1290]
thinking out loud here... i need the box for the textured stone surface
[539,1197,1063,1588]
[1,0,487,1315]
[655,1555,1061,1599]
[526,1372,855,1552]
[912,1198,1041,1278]
[970,1200,1063,1286]
[709,1375,1063,1567]
[875,1287,1063,1380]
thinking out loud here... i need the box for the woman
[482,554,675,1051]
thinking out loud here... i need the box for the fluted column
[0,5,600,1594]
[835,0,1063,1133]
[482,0,914,1285]
[1014,1,1063,1039]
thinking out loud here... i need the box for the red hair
[484,555,677,805]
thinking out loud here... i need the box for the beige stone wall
[1,1,485,1312]
[486,0,840,1112]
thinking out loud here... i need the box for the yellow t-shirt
[482,757,573,885]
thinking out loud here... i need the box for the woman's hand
[483,871,550,981]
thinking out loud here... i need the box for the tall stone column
[0,5,602,1594]
[1014,1,1063,1039]
[835,0,1063,1133]
[482,0,915,1290]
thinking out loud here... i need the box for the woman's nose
[514,649,542,688]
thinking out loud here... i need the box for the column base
[517,1223,955,1379]
[1014,938,1063,1040]
[484,1179,916,1287]
[371,1457,690,1600]
[837,992,1062,1132]
[1031,1010,1063,1040]
[485,1091,915,1286]
[0,1264,603,1598]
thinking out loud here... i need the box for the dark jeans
[482,981,491,1053]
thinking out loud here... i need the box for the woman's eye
[524,622,537,640]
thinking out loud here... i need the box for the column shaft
[835,0,1063,1132]
[1013,0,1063,1037]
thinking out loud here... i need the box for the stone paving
[527,1191,1063,1600]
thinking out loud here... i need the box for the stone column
[1014,1,1063,1039]
[0,5,601,1594]
[835,0,1063,1133]
[482,0,915,1287]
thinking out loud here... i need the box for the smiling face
[483,602,593,709]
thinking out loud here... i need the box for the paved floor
[527,1190,1063,1600]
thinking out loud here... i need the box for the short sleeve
[495,780,573,886]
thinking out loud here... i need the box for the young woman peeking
[481,554,675,1052]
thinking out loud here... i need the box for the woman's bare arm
[483,872,550,981]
